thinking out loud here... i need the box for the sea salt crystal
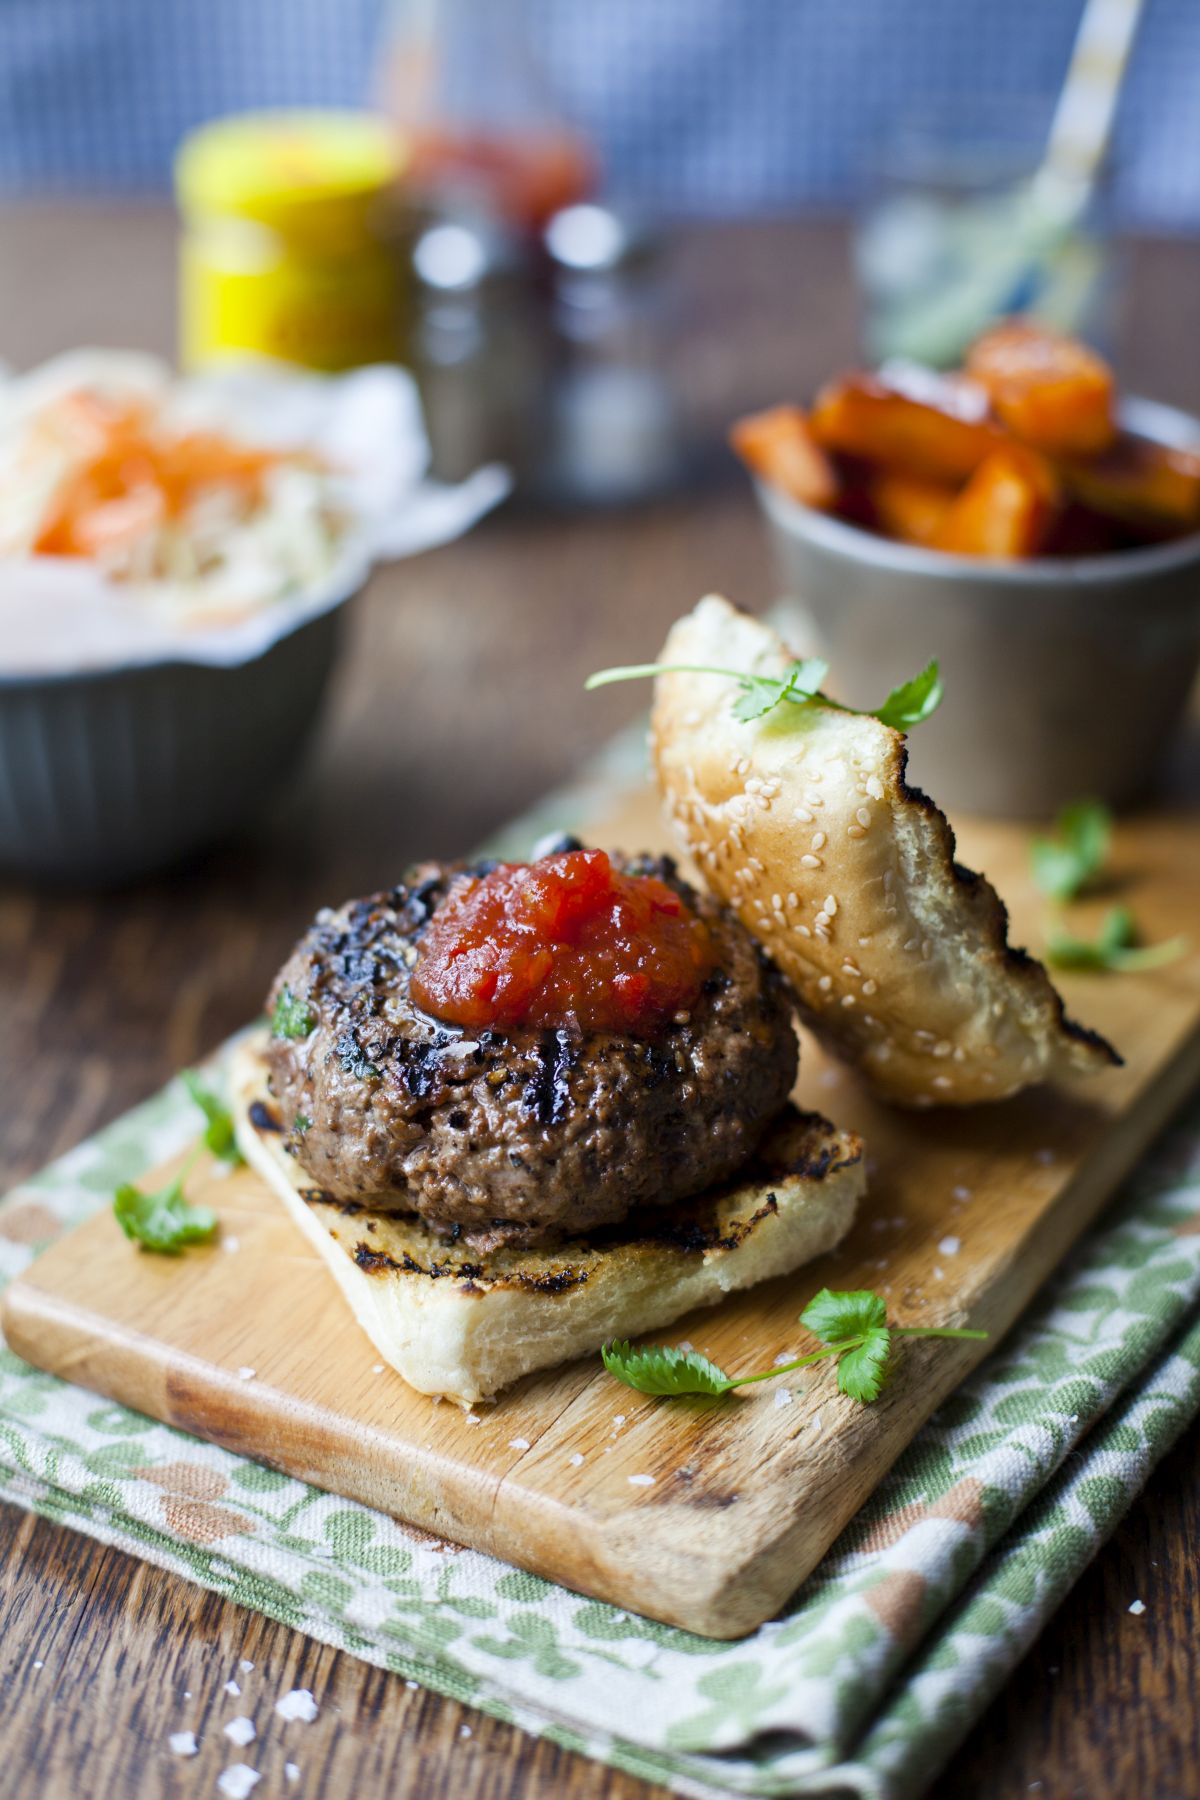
[168,1731,197,1756]
[810,1413,823,1433]
[508,1437,531,1451]
[933,1267,945,1281]
[217,1769,260,1800]
[459,1725,473,1739]
[276,1689,319,1723]
[285,1766,300,1785]
[567,1452,584,1467]
[224,1680,241,1698]
[1128,1598,1146,1615]
[224,1718,256,1747]
[32,1661,43,1671]
[223,1237,240,1254]
[404,1679,420,1691]
[773,1388,793,1409]
[773,1351,795,1366]
[464,1412,481,1426]
[628,1474,655,1487]
[952,1185,972,1202]
[677,1341,693,1353]
[236,1368,256,1382]
[612,1415,626,1426]
[372,1364,384,1374]
[938,1235,961,1257]
[239,1661,254,1674]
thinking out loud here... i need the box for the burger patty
[262,848,799,1250]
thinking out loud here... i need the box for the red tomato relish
[410,849,715,1036]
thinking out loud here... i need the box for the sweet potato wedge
[966,320,1116,457]
[810,374,1004,484]
[932,445,1059,559]
[868,469,958,547]
[729,404,839,509]
[1058,432,1200,537]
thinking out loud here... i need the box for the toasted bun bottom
[232,1036,864,1405]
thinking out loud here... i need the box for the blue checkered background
[0,0,1196,227]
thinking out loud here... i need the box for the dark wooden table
[0,209,1197,1800]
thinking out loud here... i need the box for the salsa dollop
[409,848,715,1036]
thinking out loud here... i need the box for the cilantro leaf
[113,1171,217,1255]
[1031,799,1112,902]
[600,1287,986,1407]
[584,656,942,732]
[800,1287,888,1344]
[182,1070,243,1164]
[271,986,316,1040]
[835,1329,892,1402]
[601,1341,731,1396]
[1046,905,1186,973]
[870,661,944,731]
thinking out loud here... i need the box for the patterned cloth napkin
[2,751,1198,1799]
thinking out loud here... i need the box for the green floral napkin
[2,745,1198,1799]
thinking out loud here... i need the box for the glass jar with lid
[175,110,407,373]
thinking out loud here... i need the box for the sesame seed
[867,775,884,800]
[817,975,833,991]
[847,825,866,839]
[788,891,799,908]
[772,893,783,909]
[862,979,877,996]
[797,924,812,937]
[856,808,872,827]
[800,854,822,869]
[811,831,827,851]
[932,1075,953,1089]
[825,895,838,915]
[841,994,856,1007]
[793,806,813,822]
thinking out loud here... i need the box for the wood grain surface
[0,207,1198,1794]
[5,789,1200,1638]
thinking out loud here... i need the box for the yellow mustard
[175,110,406,372]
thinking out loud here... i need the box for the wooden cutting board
[4,783,1199,1638]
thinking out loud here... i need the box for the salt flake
[236,1368,256,1382]
[285,1767,301,1785]
[567,1452,584,1467]
[627,1474,655,1487]
[168,1731,197,1756]
[276,1689,319,1724]
[773,1388,793,1408]
[217,1768,260,1800]
[239,1660,255,1674]
[224,1717,256,1747]
[508,1437,531,1451]
[1128,1598,1146,1615]
[938,1235,961,1257]
[224,1680,241,1698]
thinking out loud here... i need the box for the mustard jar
[175,110,406,373]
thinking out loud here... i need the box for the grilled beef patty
[262,849,798,1250]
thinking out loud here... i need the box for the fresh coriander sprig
[584,659,943,732]
[113,1149,218,1255]
[1031,799,1112,902]
[1046,905,1186,974]
[182,1070,243,1165]
[602,1287,987,1407]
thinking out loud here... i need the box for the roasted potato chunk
[966,320,1116,457]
